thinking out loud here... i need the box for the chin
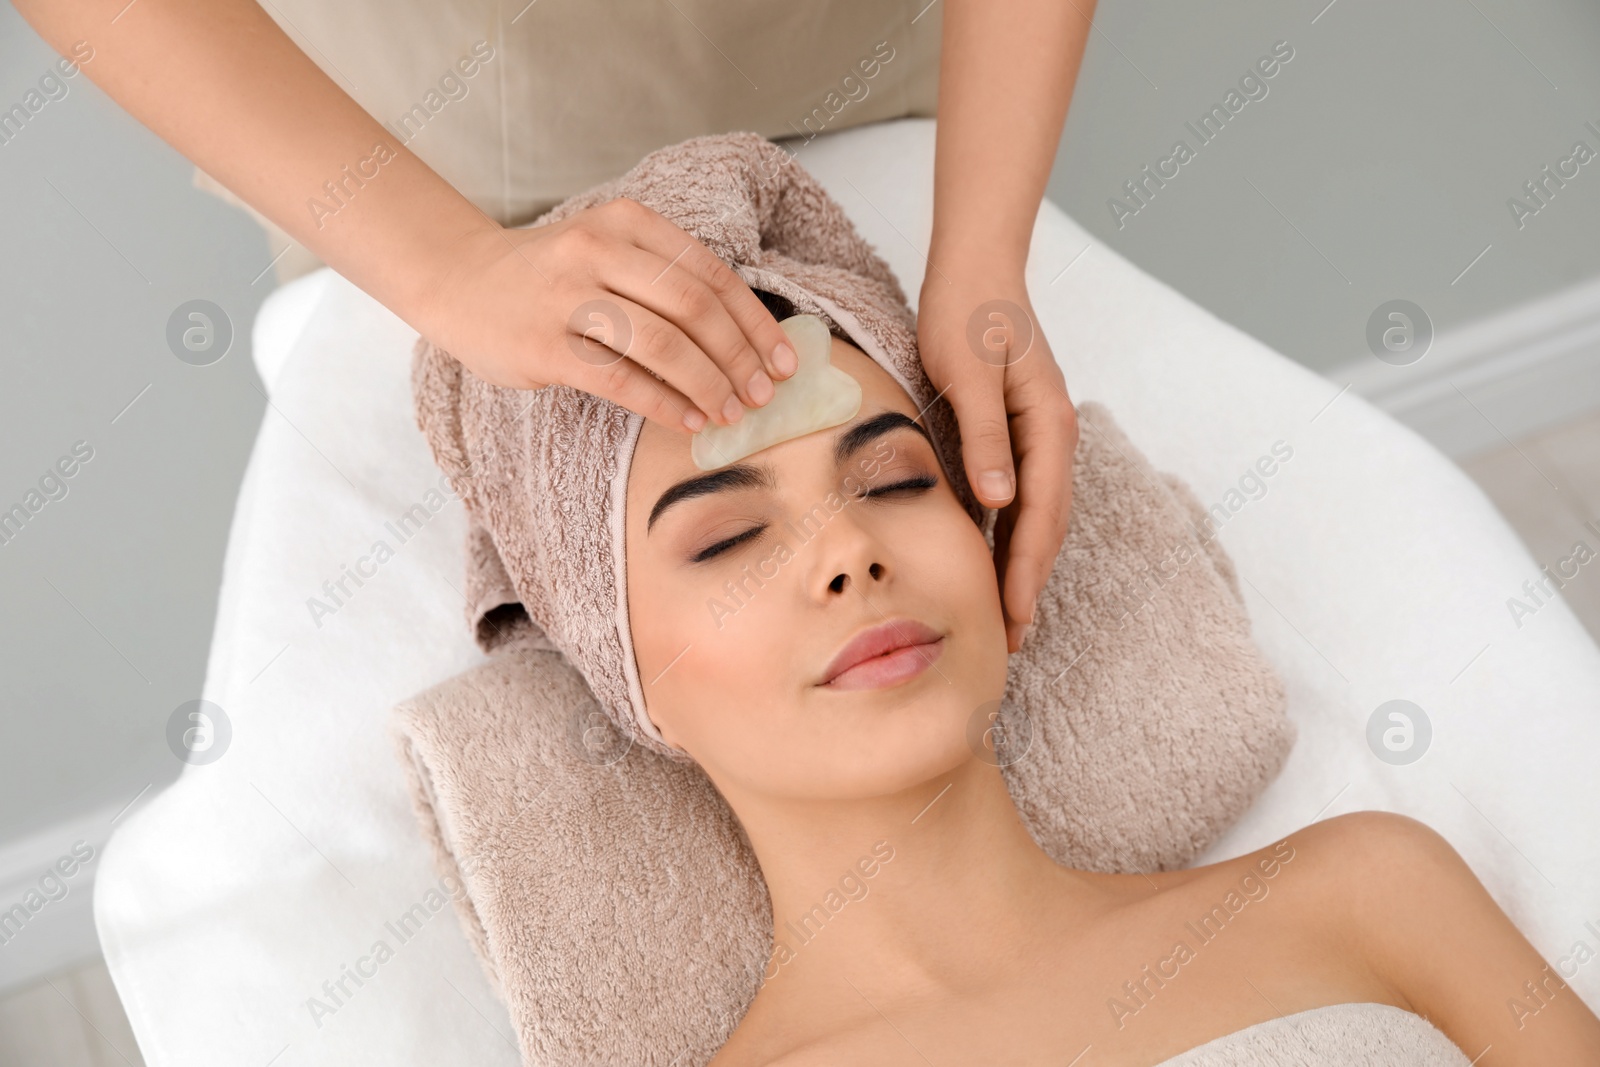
[794,659,999,800]
[687,622,1010,803]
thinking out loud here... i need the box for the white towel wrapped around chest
[1154,1002,1472,1066]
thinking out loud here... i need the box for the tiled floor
[1,411,1595,1066]
[0,958,144,1067]
[1455,407,1600,646]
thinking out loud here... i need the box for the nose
[826,559,886,597]
[805,508,890,601]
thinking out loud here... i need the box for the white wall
[1048,0,1600,377]
[0,4,270,901]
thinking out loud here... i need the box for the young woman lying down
[621,332,1600,1066]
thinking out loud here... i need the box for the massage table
[95,118,1600,1065]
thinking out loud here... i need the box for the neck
[728,755,1102,1007]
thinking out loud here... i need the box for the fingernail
[747,369,774,406]
[683,408,707,432]
[979,469,1014,501]
[772,342,797,377]
[722,394,745,424]
[1020,622,1033,647]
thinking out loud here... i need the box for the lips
[819,618,945,691]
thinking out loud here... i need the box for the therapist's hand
[10,0,793,436]
[919,0,1093,653]
[422,197,799,432]
[917,268,1078,655]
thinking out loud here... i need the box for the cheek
[628,545,795,751]
[895,496,1003,620]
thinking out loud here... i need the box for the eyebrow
[832,410,930,468]
[646,410,932,533]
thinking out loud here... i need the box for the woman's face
[624,336,1009,804]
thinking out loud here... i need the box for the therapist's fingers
[558,293,708,433]
[598,197,799,384]
[567,289,768,432]
[944,361,1017,511]
[602,241,780,418]
[992,363,1078,652]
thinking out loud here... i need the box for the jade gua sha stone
[691,314,863,471]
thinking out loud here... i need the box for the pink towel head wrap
[411,132,984,762]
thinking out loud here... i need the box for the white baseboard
[1330,275,1600,460]
[0,800,129,995]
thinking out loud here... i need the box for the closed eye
[689,474,939,563]
[690,524,766,564]
[858,474,938,499]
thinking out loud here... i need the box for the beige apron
[198,0,942,284]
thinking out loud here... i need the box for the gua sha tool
[691,314,863,471]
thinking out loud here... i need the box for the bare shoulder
[1269,810,1600,1064]
[1270,809,1460,921]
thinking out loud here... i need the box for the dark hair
[751,287,849,344]
[751,288,796,321]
